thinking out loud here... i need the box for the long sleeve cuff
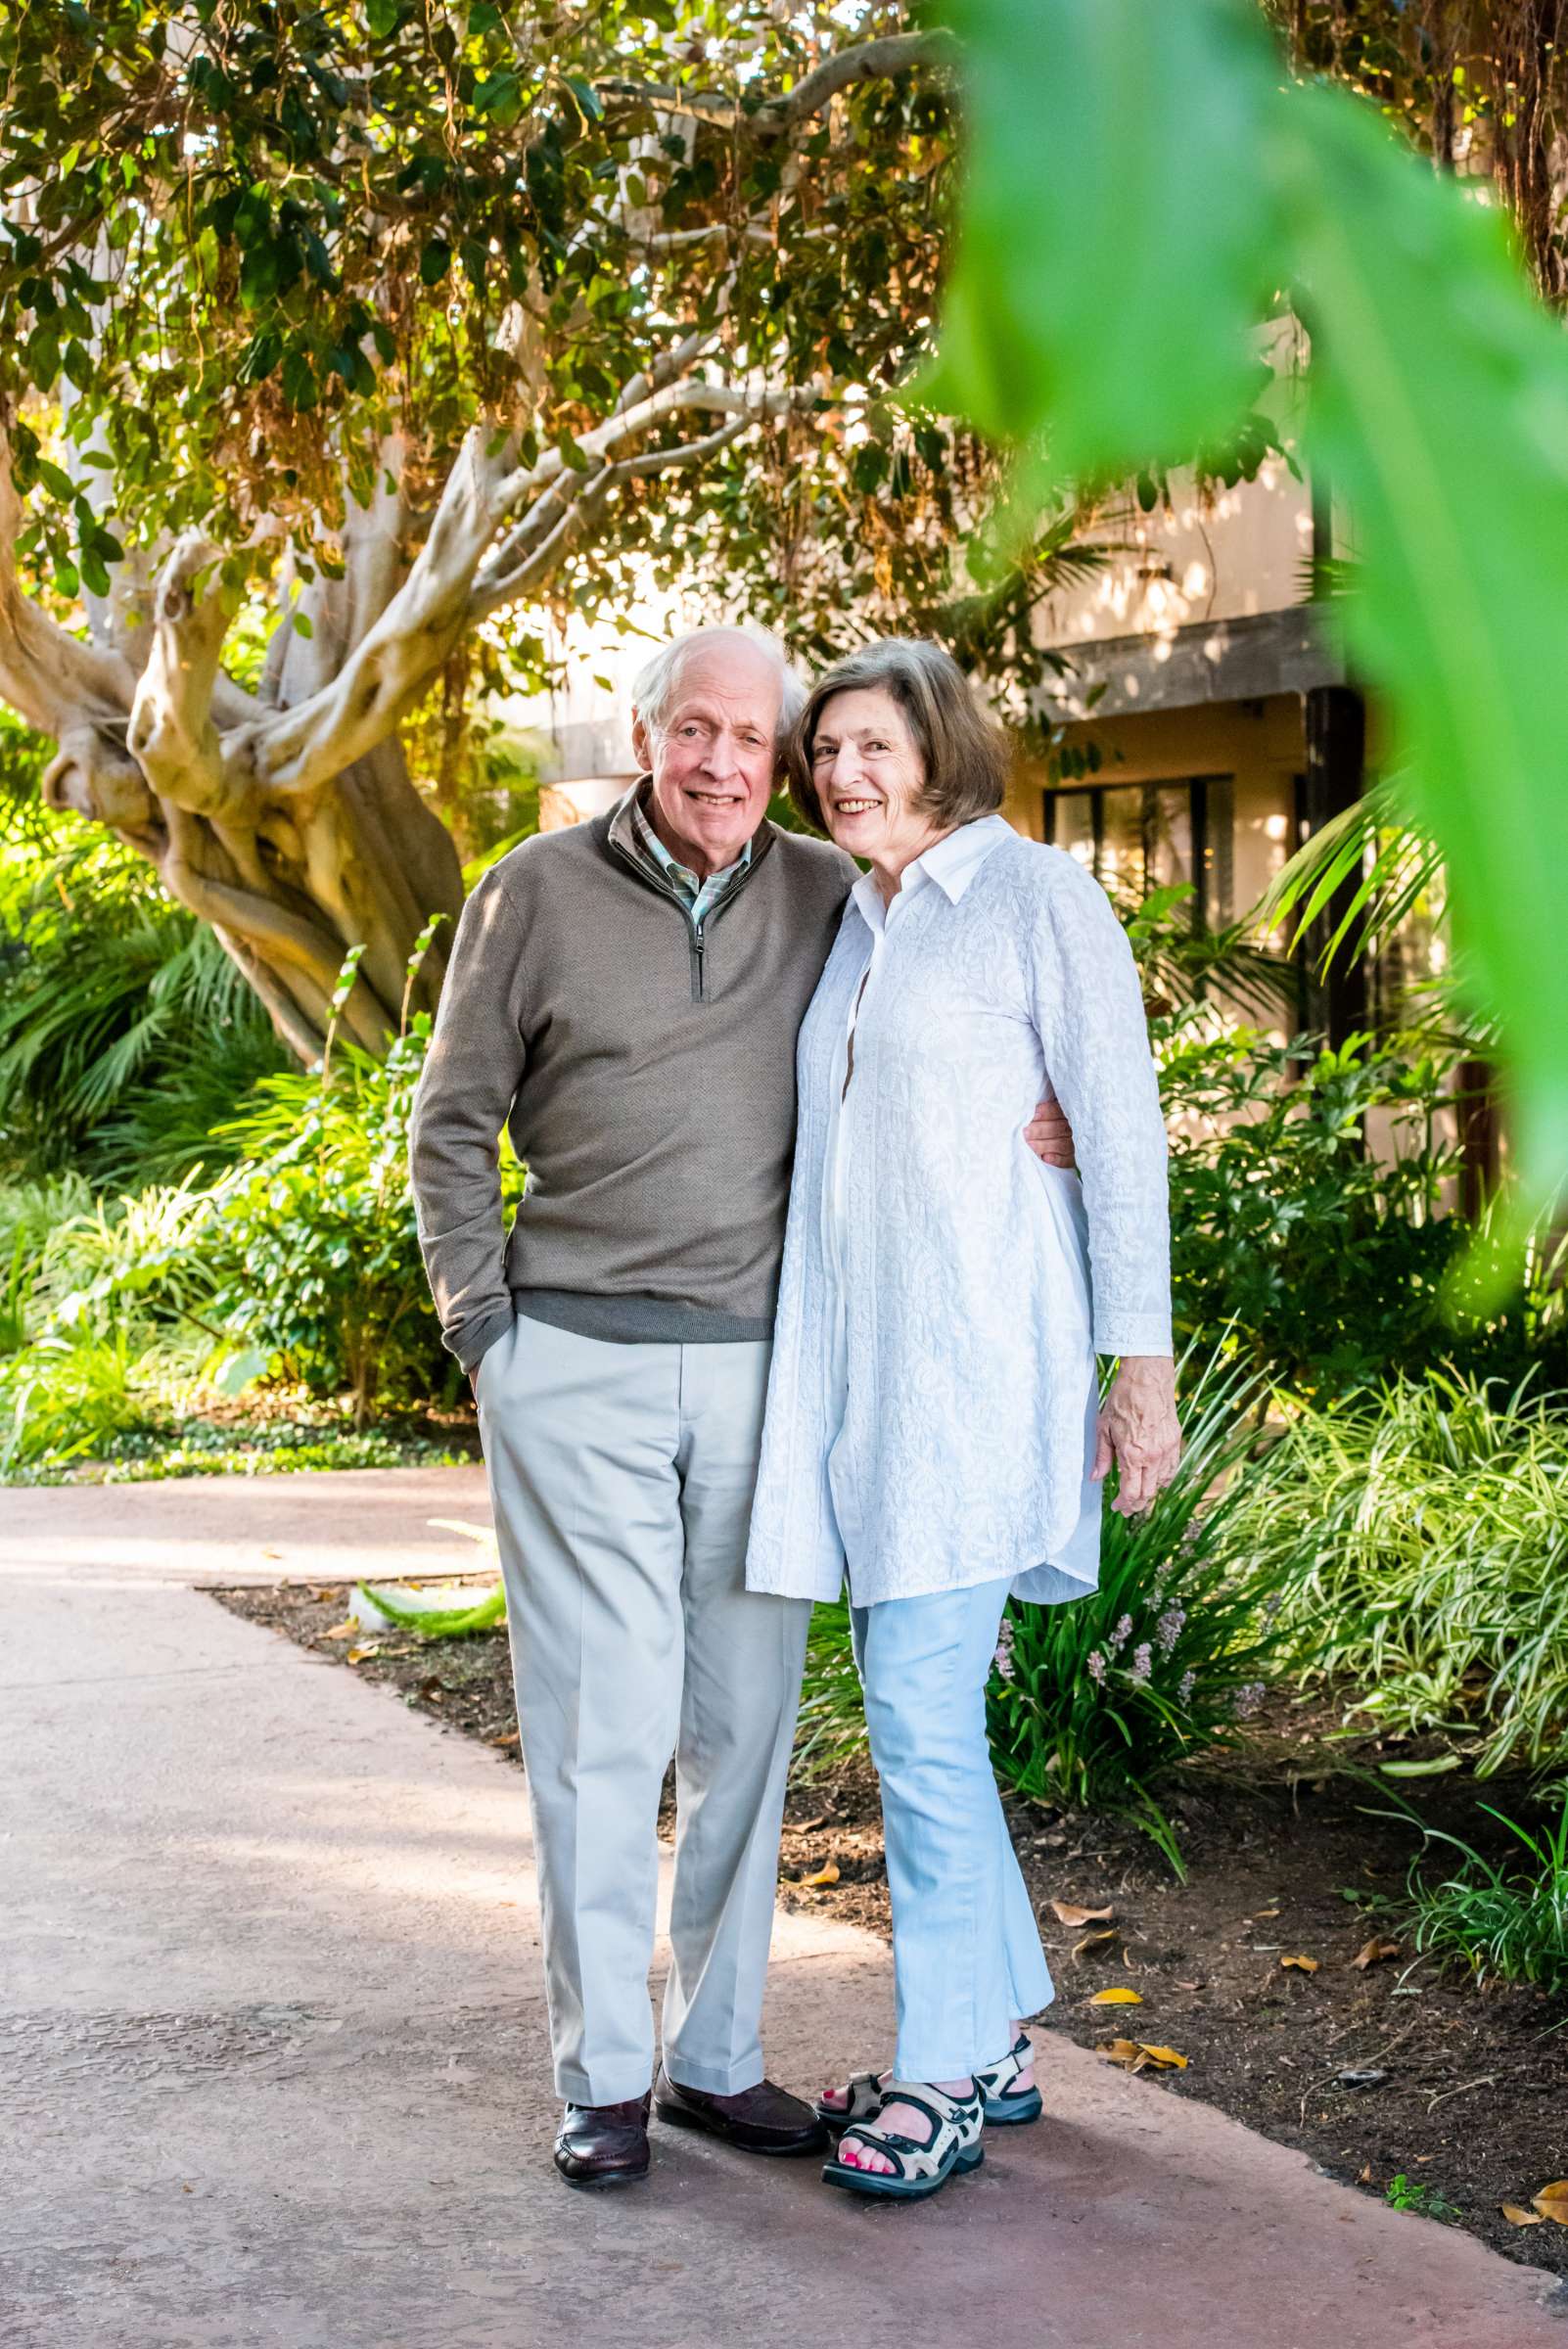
[454,1302,517,1377]
[1093,1311,1174,1359]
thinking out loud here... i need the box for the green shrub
[1159,1016,1567,1400]
[986,1350,1296,1868]
[203,952,445,1424]
[0,803,285,1185]
[1238,1370,1568,1774]
[1161,1020,1462,1398]
[0,1327,162,1472]
[794,1350,1301,1870]
[201,933,525,1423]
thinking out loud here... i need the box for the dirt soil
[214,1579,1568,2281]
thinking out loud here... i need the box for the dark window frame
[1042,775,1232,931]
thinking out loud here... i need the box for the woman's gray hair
[631,625,806,742]
[785,637,1010,835]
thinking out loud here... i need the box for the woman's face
[809,686,941,870]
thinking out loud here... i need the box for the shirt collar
[850,814,1011,932]
[629,781,752,892]
[914,814,1013,901]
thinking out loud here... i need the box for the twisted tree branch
[126,535,231,812]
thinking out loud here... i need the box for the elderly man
[409,625,1071,2189]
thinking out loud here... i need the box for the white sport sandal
[821,2080,985,2202]
[814,2070,883,2133]
[975,2031,1043,2127]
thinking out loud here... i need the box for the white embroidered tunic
[745,815,1172,1610]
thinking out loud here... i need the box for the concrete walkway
[3,1469,1563,2349]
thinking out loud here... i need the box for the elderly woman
[745,638,1179,2203]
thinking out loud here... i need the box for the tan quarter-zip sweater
[408,784,854,1372]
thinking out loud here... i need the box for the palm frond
[1255,775,1446,972]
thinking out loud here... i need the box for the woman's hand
[1092,1357,1181,1517]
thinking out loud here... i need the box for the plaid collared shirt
[630,793,753,928]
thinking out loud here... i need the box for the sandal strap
[882,2080,982,2127]
[835,2083,982,2183]
[975,2034,1032,2096]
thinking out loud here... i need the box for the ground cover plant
[1372,1782,1568,2001]
[1239,1370,1568,1776]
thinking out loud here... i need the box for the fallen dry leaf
[1087,1986,1143,2005]
[1280,1954,1320,1973]
[790,1814,829,1833]
[1353,1936,1401,1970]
[1358,2165,1373,2185]
[1252,1908,1280,1920]
[487,1730,520,1749]
[1050,1900,1114,1927]
[1095,2038,1143,2066]
[1095,2038,1186,2073]
[1502,2204,1546,2228]
[345,1644,378,1665]
[321,1619,356,1641]
[801,1862,840,1889]
[1533,2182,1568,2227]
[1175,1979,1203,1992]
[1073,1928,1117,1960]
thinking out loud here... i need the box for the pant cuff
[661,2050,765,2096]
[894,2037,1016,2083]
[556,2062,655,2106]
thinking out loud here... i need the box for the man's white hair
[630,624,806,744]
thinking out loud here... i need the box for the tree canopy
[3,3,1073,1054]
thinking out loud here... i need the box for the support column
[1300,684,1368,1047]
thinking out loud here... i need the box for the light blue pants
[852,1578,1054,2081]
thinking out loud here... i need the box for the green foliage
[793,1598,870,1781]
[926,0,1568,1256]
[356,1580,506,1639]
[0,1325,159,1474]
[0,2,1018,672]
[1161,1021,1466,1398]
[7,1417,463,1488]
[985,1351,1295,1869]
[795,1352,1300,1866]
[0,804,285,1184]
[1384,2173,1462,2224]
[204,962,443,1426]
[1385,1784,1568,1999]
[1258,775,1445,977]
[924,0,1284,480]
[1237,1371,1568,1775]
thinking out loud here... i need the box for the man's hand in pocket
[1024,1095,1076,1169]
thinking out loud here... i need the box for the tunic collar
[850,812,1012,932]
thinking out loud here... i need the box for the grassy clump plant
[1236,1370,1568,1775]
[1375,1784,1568,1999]
[985,1348,1297,1870]
[795,1347,1304,1871]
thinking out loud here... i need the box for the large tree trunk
[1,369,792,1059]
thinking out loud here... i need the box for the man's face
[632,644,781,879]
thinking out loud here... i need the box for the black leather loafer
[652,2066,830,2156]
[553,2093,652,2187]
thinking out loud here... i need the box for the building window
[1044,777,1236,929]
